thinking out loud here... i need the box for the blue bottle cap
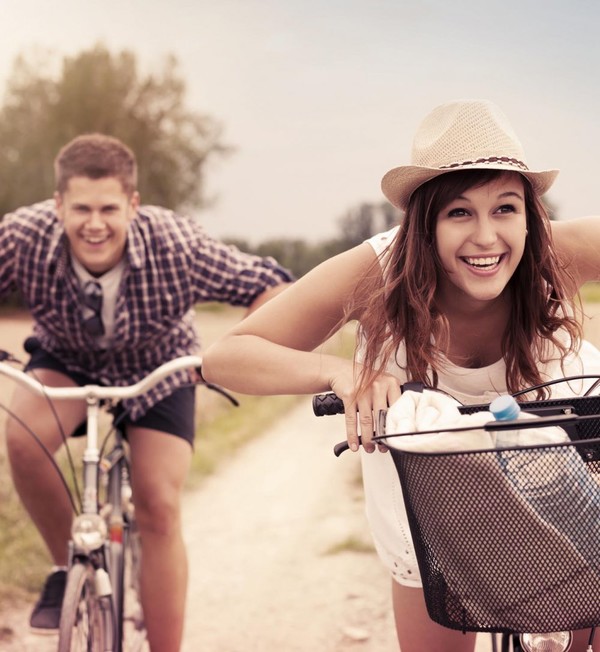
[490,394,520,421]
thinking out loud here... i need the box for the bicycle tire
[109,535,126,650]
[123,517,147,651]
[58,560,110,652]
[108,450,146,651]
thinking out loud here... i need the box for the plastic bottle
[490,394,600,568]
[490,394,567,448]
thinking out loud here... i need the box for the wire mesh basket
[388,436,600,633]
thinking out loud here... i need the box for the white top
[359,228,600,586]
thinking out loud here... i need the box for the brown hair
[350,169,582,399]
[54,133,137,196]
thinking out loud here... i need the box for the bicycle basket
[389,437,600,633]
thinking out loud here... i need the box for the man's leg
[127,426,192,652]
[5,369,87,628]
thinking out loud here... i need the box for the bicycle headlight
[71,514,107,553]
[520,631,572,652]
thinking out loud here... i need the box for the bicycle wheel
[122,512,147,651]
[500,633,524,651]
[106,448,146,651]
[58,560,110,652]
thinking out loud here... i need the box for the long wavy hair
[349,169,582,399]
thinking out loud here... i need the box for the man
[0,133,293,651]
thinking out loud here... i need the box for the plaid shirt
[0,199,293,419]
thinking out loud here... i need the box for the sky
[1,0,599,244]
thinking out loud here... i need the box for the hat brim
[381,164,559,211]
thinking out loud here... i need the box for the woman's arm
[552,217,600,287]
[244,282,293,315]
[202,243,376,394]
[202,242,402,452]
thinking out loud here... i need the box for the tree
[226,201,403,278]
[0,45,229,214]
[337,201,403,248]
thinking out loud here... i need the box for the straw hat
[381,100,559,210]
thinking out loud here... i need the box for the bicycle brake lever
[334,409,388,457]
[334,439,356,457]
[203,381,240,406]
[0,350,20,363]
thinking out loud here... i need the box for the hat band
[439,156,529,172]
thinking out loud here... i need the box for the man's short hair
[54,133,138,196]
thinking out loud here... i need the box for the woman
[203,99,600,651]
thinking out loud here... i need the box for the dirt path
[180,401,396,651]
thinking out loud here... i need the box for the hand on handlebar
[329,367,402,454]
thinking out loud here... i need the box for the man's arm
[176,214,295,309]
[552,217,600,289]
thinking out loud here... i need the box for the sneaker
[29,569,67,633]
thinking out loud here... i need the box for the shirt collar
[48,222,71,279]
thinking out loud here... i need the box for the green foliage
[227,236,349,278]
[0,44,229,214]
[581,282,600,303]
[227,201,402,277]
[336,201,401,247]
[323,535,375,555]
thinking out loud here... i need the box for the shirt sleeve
[191,228,294,306]
[0,213,17,295]
[364,226,400,257]
[0,200,60,299]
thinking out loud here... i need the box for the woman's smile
[460,253,506,273]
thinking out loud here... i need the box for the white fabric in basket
[384,389,494,451]
[384,389,568,451]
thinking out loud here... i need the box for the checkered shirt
[0,200,293,419]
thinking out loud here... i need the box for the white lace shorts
[360,449,422,587]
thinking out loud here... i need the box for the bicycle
[313,376,600,652]
[0,348,237,652]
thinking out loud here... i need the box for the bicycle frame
[0,354,228,652]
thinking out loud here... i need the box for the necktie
[81,281,105,337]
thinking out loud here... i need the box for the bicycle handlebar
[331,413,587,457]
[315,383,600,456]
[313,375,600,417]
[0,353,237,404]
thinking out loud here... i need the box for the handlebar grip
[312,392,345,416]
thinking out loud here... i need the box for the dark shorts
[25,341,195,446]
